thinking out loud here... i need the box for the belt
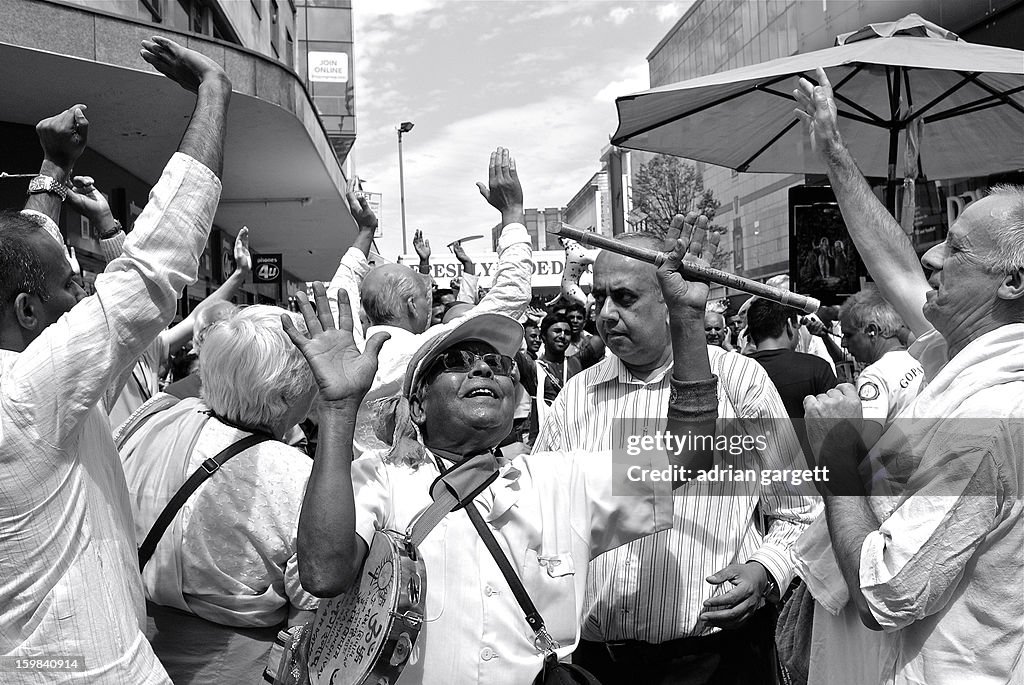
[600,629,738,662]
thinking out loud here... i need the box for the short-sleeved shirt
[855,350,923,428]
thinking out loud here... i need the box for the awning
[0,28,355,281]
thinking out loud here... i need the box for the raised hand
[36,104,89,169]
[451,241,469,263]
[66,176,115,227]
[794,67,841,156]
[281,282,390,406]
[475,147,524,221]
[233,226,252,274]
[413,229,431,260]
[656,213,718,314]
[345,191,378,232]
[140,36,228,93]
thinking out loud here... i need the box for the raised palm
[657,213,718,312]
[282,283,389,404]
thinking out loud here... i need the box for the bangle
[98,219,122,239]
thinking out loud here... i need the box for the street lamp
[397,121,415,255]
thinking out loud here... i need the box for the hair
[839,288,904,337]
[432,288,453,307]
[361,270,429,326]
[615,230,663,251]
[199,305,316,429]
[745,298,801,344]
[564,302,586,316]
[765,274,791,291]
[985,185,1024,274]
[0,211,52,305]
[523,317,540,331]
[540,312,571,339]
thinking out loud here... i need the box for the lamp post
[397,121,415,255]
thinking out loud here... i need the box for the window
[250,0,262,21]
[285,29,294,69]
[139,0,161,21]
[270,0,280,56]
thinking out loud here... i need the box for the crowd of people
[0,36,1020,685]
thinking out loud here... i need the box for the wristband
[667,375,718,422]
[98,218,122,239]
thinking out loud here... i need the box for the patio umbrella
[612,14,1024,207]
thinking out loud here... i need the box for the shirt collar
[427,448,523,522]
[589,353,673,388]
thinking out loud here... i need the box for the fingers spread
[310,282,335,331]
[294,291,322,336]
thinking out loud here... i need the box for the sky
[349,0,696,260]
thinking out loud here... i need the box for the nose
[73,281,87,303]
[597,298,618,328]
[467,356,494,378]
[921,242,944,274]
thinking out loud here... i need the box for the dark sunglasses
[426,350,515,377]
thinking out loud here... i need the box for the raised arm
[282,284,390,597]
[5,38,230,446]
[413,229,432,276]
[794,68,931,336]
[23,105,89,227]
[325,190,378,349]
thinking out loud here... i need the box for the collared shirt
[533,347,820,642]
[0,153,220,684]
[326,224,533,457]
[108,336,168,431]
[346,446,674,685]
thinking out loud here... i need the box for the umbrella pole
[885,66,903,215]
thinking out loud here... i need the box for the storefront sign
[253,254,283,284]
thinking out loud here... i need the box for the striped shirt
[533,346,821,642]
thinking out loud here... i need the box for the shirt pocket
[521,550,577,646]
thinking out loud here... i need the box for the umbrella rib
[908,72,981,121]
[924,91,1024,124]
[737,119,800,172]
[758,85,885,127]
[955,71,1024,116]
[611,72,795,144]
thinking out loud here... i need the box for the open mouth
[466,387,498,399]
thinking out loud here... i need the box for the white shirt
[327,224,532,457]
[348,447,674,685]
[108,336,168,431]
[0,153,220,683]
[855,350,923,429]
[534,347,820,642]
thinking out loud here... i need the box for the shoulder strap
[138,432,271,571]
[114,392,181,450]
[464,502,551,645]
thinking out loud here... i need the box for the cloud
[655,2,689,23]
[593,63,650,102]
[608,6,634,25]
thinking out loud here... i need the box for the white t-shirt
[856,349,924,428]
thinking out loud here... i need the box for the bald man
[327,147,533,456]
[704,310,731,350]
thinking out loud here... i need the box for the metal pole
[398,129,408,255]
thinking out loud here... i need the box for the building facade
[1,0,361,308]
[491,207,565,252]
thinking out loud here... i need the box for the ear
[409,392,427,427]
[997,268,1024,302]
[13,292,40,331]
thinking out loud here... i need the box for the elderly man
[0,38,229,683]
[838,288,923,447]
[326,147,532,456]
[793,68,1023,685]
[533,217,820,685]
[283,219,724,684]
[703,309,731,350]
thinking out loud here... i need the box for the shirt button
[484,585,494,597]
[481,647,495,660]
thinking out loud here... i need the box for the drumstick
[549,224,821,315]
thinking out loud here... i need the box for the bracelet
[667,375,718,422]
[98,219,122,239]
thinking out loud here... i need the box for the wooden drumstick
[550,224,821,315]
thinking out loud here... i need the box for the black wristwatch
[98,218,123,239]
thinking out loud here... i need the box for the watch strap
[27,175,68,201]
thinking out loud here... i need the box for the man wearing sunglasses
[282,219,723,685]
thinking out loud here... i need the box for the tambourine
[264,529,426,685]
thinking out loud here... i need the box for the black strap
[464,502,546,634]
[138,433,271,571]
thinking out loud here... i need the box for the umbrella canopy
[612,14,1024,182]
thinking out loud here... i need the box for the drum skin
[305,530,426,685]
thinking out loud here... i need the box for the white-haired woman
[119,305,319,684]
